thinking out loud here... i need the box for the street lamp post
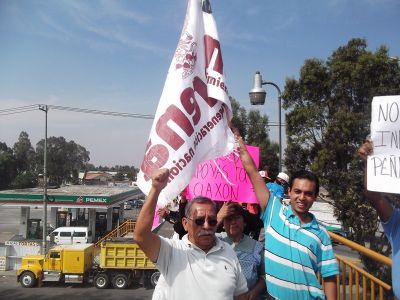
[249,71,282,172]
[39,104,48,254]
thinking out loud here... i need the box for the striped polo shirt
[261,195,339,299]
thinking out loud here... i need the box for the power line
[0,104,285,126]
[0,104,155,119]
[0,105,39,116]
[47,105,155,119]
[0,104,38,112]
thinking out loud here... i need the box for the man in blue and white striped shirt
[236,133,339,300]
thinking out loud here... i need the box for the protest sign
[185,146,259,203]
[368,95,400,193]
[137,0,235,207]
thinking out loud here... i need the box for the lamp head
[249,71,266,105]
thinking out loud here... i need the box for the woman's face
[223,214,245,239]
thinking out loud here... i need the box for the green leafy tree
[11,131,37,188]
[11,172,38,189]
[230,98,279,176]
[283,38,400,282]
[36,137,90,185]
[83,163,96,171]
[114,172,125,181]
[13,131,36,173]
[117,165,136,180]
[230,96,248,138]
[0,142,17,190]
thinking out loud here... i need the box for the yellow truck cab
[17,244,94,288]
[17,254,45,287]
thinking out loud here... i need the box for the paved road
[0,274,154,300]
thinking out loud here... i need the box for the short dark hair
[184,196,216,217]
[289,170,319,196]
[224,202,249,224]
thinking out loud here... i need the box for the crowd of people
[133,132,399,299]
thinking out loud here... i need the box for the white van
[47,227,93,245]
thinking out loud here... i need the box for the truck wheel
[20,271,37,288]
[112,274,129,289]
[150,271,160,287]
[94,273,109,289]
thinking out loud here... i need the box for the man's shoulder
[159,235,187,249]
[312,220,332,238]
[215,238,239,257]
[382,206,400,241]
[303,221,337,250]
[390,206,400,220]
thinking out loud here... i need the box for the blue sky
[1,0,399,168]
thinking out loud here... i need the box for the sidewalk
[0,269,16,278]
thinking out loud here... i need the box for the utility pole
[39,104,48,254]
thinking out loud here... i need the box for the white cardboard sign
[368,95,400,193]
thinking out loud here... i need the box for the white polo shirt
[154,234,248,300]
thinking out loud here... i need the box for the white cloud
[4,1,168,55]
[99,0,151,24]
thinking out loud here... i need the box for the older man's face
[183,202,217,252]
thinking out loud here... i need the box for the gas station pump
[95,212,107,241]
[27,219,41,239]
[56,211,72,227]
[112,207,121,228]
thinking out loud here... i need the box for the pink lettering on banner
[152,205,161,230]
[185,145,259,203]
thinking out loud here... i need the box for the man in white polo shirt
[134,168,248,300]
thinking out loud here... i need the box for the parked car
[131,199,144,209]
[124,202,132,210]
[47,226,93,245]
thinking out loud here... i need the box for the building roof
[84,172,112,180]
[0,185,144,209]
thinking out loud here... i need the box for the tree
[11,132,37,189]
[0,142,17,190]
[13,131,36,173]
[114,172,125,181]
[116,165,136,180]
[230,98,279,176]
[11,172,38,189]
[230,96,248,138]
[36,137,90,185]
[83,163,96,171]
[283,38,400,282]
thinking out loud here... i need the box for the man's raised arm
[133,168,169,262]
[358,141,393,222]
[235,132,270,213]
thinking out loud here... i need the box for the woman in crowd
[217,202,266,300]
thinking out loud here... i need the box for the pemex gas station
[0,185,143,239]
[0,185,143,270]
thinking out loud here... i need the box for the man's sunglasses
[187,217,218,226]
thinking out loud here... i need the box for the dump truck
[17,239,160,289]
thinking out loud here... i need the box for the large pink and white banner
[185,146,260,203]
[137,0,235,207]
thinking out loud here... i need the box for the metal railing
[326,231,392,300]
[94,219,136,247]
